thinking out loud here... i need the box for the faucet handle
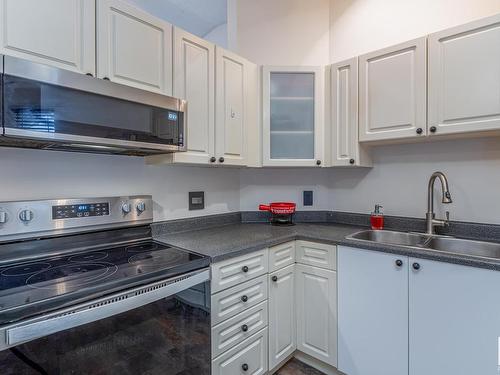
[445,211,450,226]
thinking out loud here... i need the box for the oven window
[3,75,184,146]
[0,282,210,375]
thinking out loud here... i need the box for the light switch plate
[189,192,205,210]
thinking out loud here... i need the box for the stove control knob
[121,203,131,214]
[136,202,146,213]
[0,211,7,224]
[19,209,33,223]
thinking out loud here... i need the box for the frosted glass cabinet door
[263,66,325,167]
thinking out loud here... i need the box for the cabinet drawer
[212,301,268,358]
[296,241,336,270]
[212,328,268,375]
[211,275,268,326]
[211,249,268,293]
[269,241,296,272]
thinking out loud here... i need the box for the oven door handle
[4,269,210,348]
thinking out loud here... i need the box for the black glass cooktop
[0,240,209,324]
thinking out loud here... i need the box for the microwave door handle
[5,269,209,347]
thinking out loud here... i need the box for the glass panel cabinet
[262,66,324,167]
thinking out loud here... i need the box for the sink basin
[424,237,500,260]
[348,230,430,247]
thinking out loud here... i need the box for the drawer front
[296,241,337,270]
[211,275,268,326]
[211,249,268,293]
[269,241,295,272]
[211,301,268,358]
[212,328,268,375]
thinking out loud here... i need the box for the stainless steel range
[0,196,210,374]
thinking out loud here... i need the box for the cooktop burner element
[126,242,160,252]
[128,251,187,269]
[0,263,52,277]
[68,252,109,262]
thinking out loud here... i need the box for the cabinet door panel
[216,48,248,166]
[0,0,95,74]
[98,0,172,94]
[269,264,296,371]
[410,258,500,375]
[359,38,426,142]
[428,14,500,135]
[296,264,337,366]
[337,246,408,375]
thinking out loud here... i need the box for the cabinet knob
[242,364,249,371]
[395,259,403,267]
[210,157,216,163]
[271,275,278,282]
[219,157,225,163]
[241,265,249,273]
[316,160,322,166]
[430,126,437,133]
[349,158,355,165]
[241,324,248,332]
[416,128,423,135]
[241,295,248,302]
[412,262,421,271]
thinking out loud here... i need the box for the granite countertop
[154,221,500,271]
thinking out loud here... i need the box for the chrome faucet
[426,172,453,234]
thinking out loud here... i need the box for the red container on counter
[370,204,384,230]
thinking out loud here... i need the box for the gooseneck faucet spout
[426,172,453,235]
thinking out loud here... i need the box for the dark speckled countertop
[154,219,500,271]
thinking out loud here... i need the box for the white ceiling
[129,0,227,37]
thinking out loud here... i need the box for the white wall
[240,168,332,211]
[330,138,500,224]
[234,0,331,65]
[203,23,228,48]
[0,148,240,222]
[330,0,500,62]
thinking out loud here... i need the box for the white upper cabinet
[409,258,500,375]
[428,14,500,136]
[329,58,371,167]
[263,66,325,167]
[0,0,95,75]
[359,37,427,142]
[215,47,256,166]
[97,0,172,94]
[337,246,409,375]
[152,28,215,165]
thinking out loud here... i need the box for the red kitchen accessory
[259,202,296,225]
[259,202,296,215]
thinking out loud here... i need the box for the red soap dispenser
[370,204,384,230]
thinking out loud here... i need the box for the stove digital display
[52,202,109,220]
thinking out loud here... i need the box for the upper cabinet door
[0,0,95,75]
[215,47,253,166]
[263,66,325,167]
[330,58,371,167]
[428,14,500,136]
[359,37,427,142]
[97,0,172,94]
[171,28,215,165]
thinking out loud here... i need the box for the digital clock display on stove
[52,202,109,220]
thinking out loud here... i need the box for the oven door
[2,55,186,154]
[0,269,210,375]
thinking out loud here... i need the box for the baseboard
[293,351,345,375]
[268,352,296,374]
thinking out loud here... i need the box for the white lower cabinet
[296,264,337,367]
[268,264,296,371]
[212,328,269,375]
[409,258,500,375]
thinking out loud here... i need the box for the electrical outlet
[189,192,204,210]
[303,191,313,206]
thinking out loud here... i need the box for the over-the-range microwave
[0,55,187,156]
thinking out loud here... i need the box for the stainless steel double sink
[347,230,500,260]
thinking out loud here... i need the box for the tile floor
[274,358,326,375]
